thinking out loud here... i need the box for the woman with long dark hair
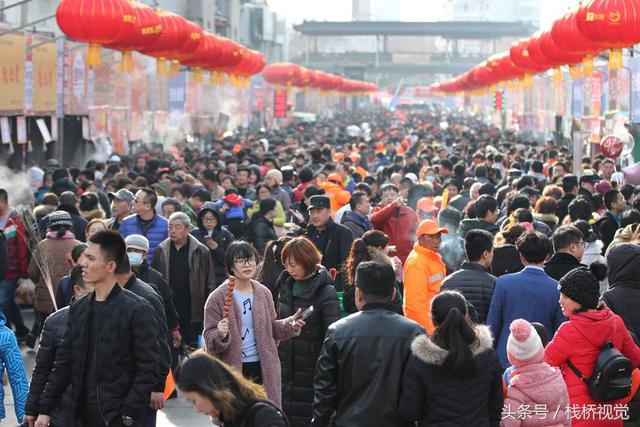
[175,351,288,427]
[399,290,503,426]
[257,236,293,302]
[342,230,403,314]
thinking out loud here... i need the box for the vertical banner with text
[32,37,57,114]
[0,33,25,113]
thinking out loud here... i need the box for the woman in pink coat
[545,265,640,427]
[203,241,304,409]
[502,319,570,426]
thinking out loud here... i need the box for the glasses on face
[573,241,588,248]
[234,258,256,267]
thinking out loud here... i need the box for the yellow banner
[0,33,25,112]
[32,38,57,113]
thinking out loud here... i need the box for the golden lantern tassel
[120,51,133,73]
[170,60,180,76]
[582,55,594,77]
[194,68,202,84]
[609,48,623,71]
[524,74,533,87]
[552,68,563,86]
[88,44,101,67]
[157,58,168,77]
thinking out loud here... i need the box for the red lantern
[169,18,203,73]
[263,63,301,86]
[105,1,162,72]
[56,0,135,66]
[552,10,603,75]
[576,0,640,69]
[510,38,549,74]
[601,135,624,158]
[138,10,192,76]
[539,30,583,66]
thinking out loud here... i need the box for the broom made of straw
[15,208,58,312]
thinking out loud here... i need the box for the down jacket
[276,266,340,426]
[440,262,496,324]
[118,213,168,263]
[501,362,570,427]
[544,308,640,427]
[370,203,419,264]
[24,307,74,426]
[602,243,640,340]
[38,285,159,426]
[399,325,503,427]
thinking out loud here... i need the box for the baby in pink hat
[502,319,570,426]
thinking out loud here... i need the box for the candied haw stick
[223,276,236,318]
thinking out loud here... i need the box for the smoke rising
[0,165,34,208]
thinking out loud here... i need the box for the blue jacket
[487,266,566,368]
[214,198,253,221]
[0,311,28,421]
[118,214,168,263]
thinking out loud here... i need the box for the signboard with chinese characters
[32,38,57,113]
[0,33,25,112]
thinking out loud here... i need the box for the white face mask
[127,251,144,267]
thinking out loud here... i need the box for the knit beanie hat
[507,319,544,367]
[125,234,149,252]
[558,264,606,310]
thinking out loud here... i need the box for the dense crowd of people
[1,109,640,426]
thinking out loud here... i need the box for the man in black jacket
[35,230,159,427]
[306,195,353,291]
[544,224,586,281]
[441,229,496,323]
[312,261,424,427]
[556,175,578,224]
[25,266,94,427]
[596,189,625,254]
[115,258,171,427]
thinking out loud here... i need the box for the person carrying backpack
[545,264,640,426]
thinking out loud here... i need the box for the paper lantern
[138,10,192,76]
[576,0,640,69]
[56,0,135,66]
[105,1,162,72]
[263,63,301,86]
[552,10,603,75]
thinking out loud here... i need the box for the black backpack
[566,340,632,402]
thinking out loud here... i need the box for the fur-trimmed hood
[80,208,105,221]
[410,324,493,366]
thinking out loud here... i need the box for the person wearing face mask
[125,235,181,365]
[203,242,303,410]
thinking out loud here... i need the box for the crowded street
[3,0,640,427]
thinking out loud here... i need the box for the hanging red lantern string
[56,0,135,67]
[551,10,603,76]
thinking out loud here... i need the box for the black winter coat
[556,193,576,224]
[38,284,159,426]
[306,219,353,291]
[399,325,503,427]
[276,267,340,427]
[25,307,74,426]
[596,211,621,254]
[340,211,371,238]
[135,262,180,332]
[603,243,640,340]
[191,206,235,286]
[248,216,277,256]
[124,274,171,393]
[440,262,496,324]
[312,303,424,427]
[544,252,585,282]
[490,245,524,277]
[221,400,289,427]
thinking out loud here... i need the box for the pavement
[1,310,213,426]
